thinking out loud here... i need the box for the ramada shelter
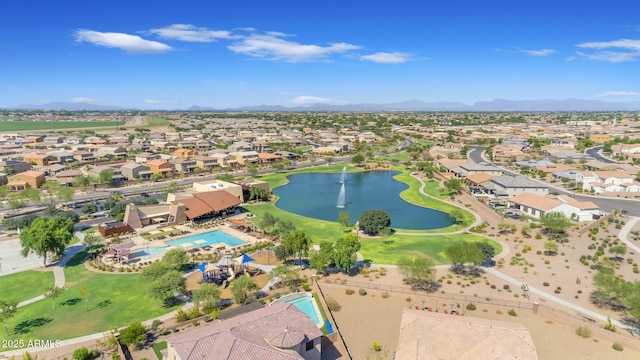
[123,190,242,230]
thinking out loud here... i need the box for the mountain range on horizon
[6,98,640,112]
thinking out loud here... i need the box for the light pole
[450,303,454,313]
[421,300,426,310]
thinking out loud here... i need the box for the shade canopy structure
[205,262,218,273]
[217,256,238,267]
[234,253,255,264]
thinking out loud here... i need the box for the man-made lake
[273,171,454,230]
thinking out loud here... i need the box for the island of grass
[244,163,500,265]
[0,270,55,304]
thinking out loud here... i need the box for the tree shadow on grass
[95,299,112,309]
[14,317,53,334]
[64,250,89,268]
[60,297,81,306]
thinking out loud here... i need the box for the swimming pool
[274,293,323,328]
[131,230,246,258]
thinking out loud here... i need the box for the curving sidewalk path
[618,216,640,254]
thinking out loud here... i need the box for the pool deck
[126,214,265,261]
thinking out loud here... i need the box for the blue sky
[1,0,640,109]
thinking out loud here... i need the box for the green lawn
[0,121,126,132]
[360,233,501,265]
[242,203,345,244]
[152,341,167,360]
[1,252,181,347]
[0,271,55,303]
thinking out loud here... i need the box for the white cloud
[360,52,412,64]
[576,39,640,62]
[292,96,332,104]
[74,30,172,54]
[70,97,98,104]
[228,32,361,62]
[598,91,640,97]
[148,24,235,42]
[517,48,556,56]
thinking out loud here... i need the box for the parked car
[140,192,150,198]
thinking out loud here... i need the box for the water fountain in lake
[339,166,347,184]
[336,183,346,208]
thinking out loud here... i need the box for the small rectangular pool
[274,293,323,328]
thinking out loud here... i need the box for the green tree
[230,274,259,304]
[0,185,8,200]
[73,175,91,187]
[99,169,114,184]
[444,241,483,273]
[352,154,365,166]
[269,264,300,291]
[283,230,312,267]
[45,285,65,309]
[192,284,222,313]
[609,245,627,262]
[258,212,277,234]
[475,242,495,263]
[309,241,335,272]
[20,216,74,266]
[118,320,147,346]
[358,209,391,235]
[167,181,178,194]
[444,178,462,194]
[162,248,190,271]
[448,208,465,225]
[20,187,41,204]
[592,270,629,308]
[397,256,437,292]
[149,271,185,303]
[338,211,350,228]
[334,233,361,272]
[141,261,174,281]
[81,203,98,214]
[540,211,570,240]
[272,163,285,172]
[0,300,18,336]
[543,241,559,255]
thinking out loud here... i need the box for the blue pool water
[131,230,246,258]
[287,296,321,326]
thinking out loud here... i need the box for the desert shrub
[612,343,623,351]
[575,326,591,338]
[275,292,281,299]
[72,347,89,360]
[466,303,476,311]
[151,319,162,331]
[345,289,355,295]
[372,341,381,352]
[508,309,517,316]
[503,284,510,290]
[359,288,367,296]
[604,317,616,332]
[381,292,390,298]
[326,297,341,312]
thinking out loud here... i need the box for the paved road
[618,217,640,254]
[585,146,617,164]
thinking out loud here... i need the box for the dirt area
[319,266,640,360]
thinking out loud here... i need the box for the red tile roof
[172,190,242,219]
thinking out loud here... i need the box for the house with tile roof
[164,302,322,360]
[394,309,538,360]
[508,193,600,221]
